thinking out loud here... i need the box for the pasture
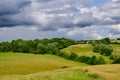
[61,44,113,63]
[0,52,86,75]
[0,43,120,80]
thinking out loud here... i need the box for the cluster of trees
[52,51,106,65]
[0,37,119,64]
[110,54,120,64]
[92,38,113,56]
[0,38,75,54]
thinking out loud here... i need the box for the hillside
[61,44,114,63]
[0,43,120,80]
[0,64,120,80]
[0,52,86,75]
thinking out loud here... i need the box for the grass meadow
[0,52,86,75]
[61,44,113,63]
[0,44,120,80]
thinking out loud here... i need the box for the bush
[69,52,78,61]
[113,57,120,64]
[110,54,120,64]
[76,56,91,63]
[97,56,106,64]
[87,56,97,65]
[93,44,113,56]
[88,73,100,78]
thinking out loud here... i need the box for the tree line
[0,37,119,64]
[0,38,75,53]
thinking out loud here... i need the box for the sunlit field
[61,44,113,63]
[0,52,86,75]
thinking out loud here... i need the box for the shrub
[87,56,97,65]
[69,52,78,61]
[97,56,106,64]
[93,44,113,56]
[76,56,90,63]
[61,66,69,69]
[88,73,100,78]
[113,57,120,64]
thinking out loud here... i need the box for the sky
[0,0,120,42]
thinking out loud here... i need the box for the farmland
[0,38,120,80]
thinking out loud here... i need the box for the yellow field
[0,52,86,75]
[82,64,120,80]
[0,64,120,80]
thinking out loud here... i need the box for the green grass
[111,44,120,54]
[111,40,120,44]
[61,44,101,56]
[61,44,113,63]
[1,64,120,80]
[0,44,120,80]
[0,67,103,80]
[0,52,86,75]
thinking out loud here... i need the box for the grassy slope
[0,52,86,75]
[111,44,120,54]
[0,64,120,80]
[0,67,102,80]
[61,44,112,63]
[0,44,120,80]
[83,64,120,80]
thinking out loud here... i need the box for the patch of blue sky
[90,0,110,7]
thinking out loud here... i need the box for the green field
[0,52,86,75]
[0,64,120,80]
[0,44,120,80]
[61,44,113,63]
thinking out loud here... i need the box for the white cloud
[0,0,120,41]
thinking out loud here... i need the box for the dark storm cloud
[0,0,31,15]
[0,0,31,27]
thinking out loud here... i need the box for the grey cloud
[0,0,120,33]
[0,0,31,15]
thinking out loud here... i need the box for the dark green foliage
[76,56,90,63]
[110,54,120,64]
[69,52,78,61]
[0,42,12,52]
[0,38,108,65]
[97,56,106,64]
[99,44,113,56]
[93,44,113,56]
[61,66,69,69]
[117,38,120,40]
[101,38,111,44]
[92,38,113,56]
[113,57,120,64]
[87,56,97,65]
[93,44,101,53]
[88,73,100,78]
[0,38,75,54]
[76,55,106,65]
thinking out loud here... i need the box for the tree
[113,57,120,64]
[69,52,78,61]
[0,42,12,52]
[87,56,97,65]
[93,44,113,56]
[99,44,113,56]
[101,38,111,44]
[97,56,106,64]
